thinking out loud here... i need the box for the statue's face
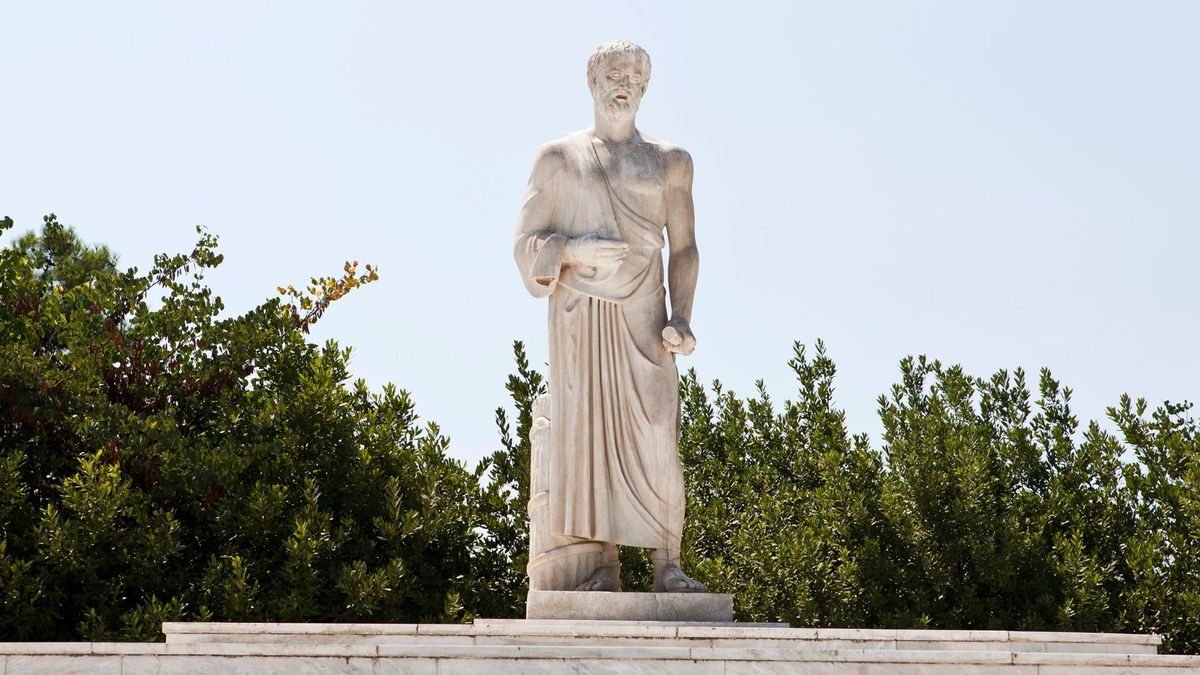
[592,52,647,122]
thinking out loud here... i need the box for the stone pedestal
[525,590,733,621]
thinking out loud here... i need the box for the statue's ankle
[651,548,679,569]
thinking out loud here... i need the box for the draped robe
[514,131,684,554]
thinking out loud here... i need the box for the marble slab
[2,636,1198,674]
[158,621,1162,655]
[525,590,734,621]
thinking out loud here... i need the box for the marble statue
[514,40,704,594]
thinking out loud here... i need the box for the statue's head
[587,40,651,122]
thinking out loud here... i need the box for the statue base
[525,590,733,622]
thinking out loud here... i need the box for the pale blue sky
[3,1,1198,464]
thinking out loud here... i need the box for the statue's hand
[662,318,696,356]
[565,234,629,268]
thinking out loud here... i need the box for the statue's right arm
[514,143,569,298]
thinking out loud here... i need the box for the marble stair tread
[161,621,1162,655]
[161,635,1162,654]
[480,620,1161,645]
[2,641,1197,666]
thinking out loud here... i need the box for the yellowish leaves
[277,261,379,333]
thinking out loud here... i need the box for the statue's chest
[593,146,666,216]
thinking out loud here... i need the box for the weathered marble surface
[514,40,704,596]
[526,590,733,622]
[160,622,1163,654]
[2,627,1196,674]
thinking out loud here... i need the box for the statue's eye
[630,74,643,83]
[609,70,622,80]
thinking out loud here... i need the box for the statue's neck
[593,113,638,144]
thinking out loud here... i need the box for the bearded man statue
[514,40,705,594]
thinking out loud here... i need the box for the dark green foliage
[471,341,545,617]
[0,215,484,639]
[2,215,1198,654]
[675,342,1200,654]
[680,343,891,627]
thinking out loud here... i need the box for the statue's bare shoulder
[640,133,693,185]
[528,136,573,182]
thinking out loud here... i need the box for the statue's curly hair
[586,40,651,96]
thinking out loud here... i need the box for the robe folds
[514,131,684,553]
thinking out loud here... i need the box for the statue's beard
[599,98,638,122]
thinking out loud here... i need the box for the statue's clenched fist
[662,318,696,356]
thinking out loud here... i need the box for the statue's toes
[661,568,707,593]
[673,577,707,593]
[574,577,619,592]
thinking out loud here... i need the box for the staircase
[1,620,1195,673]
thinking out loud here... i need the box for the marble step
[161,620,1163,655]
[2,640,1199,674]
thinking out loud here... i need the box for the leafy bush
[676,343,1199,654]
[0,215,491,639]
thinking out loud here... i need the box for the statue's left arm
[663,148,699,356]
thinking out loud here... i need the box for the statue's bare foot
[574,565,621,592]
[654,564,706,593]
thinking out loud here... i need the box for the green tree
[677,342,895,626]
[0,215,481,639]
[1113,396,1200,653]
[471,341,545,617]
[671,343,1198,653]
